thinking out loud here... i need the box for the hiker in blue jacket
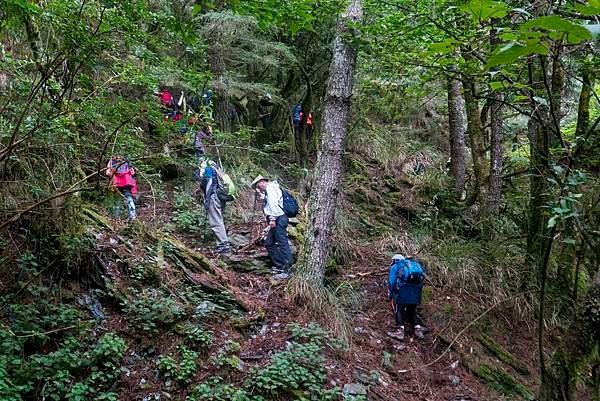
[387,254,426,341]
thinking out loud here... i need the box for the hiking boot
[387,327,405,341]
[272,272,290,280]
[270,266,284,274]
[215,246,231,255]
[414,325,425,340]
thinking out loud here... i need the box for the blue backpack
[396,259,425,287]
[282,189,299,218]
[292,104,301,125]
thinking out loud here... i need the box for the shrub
[121,288,185,334]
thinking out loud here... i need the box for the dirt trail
[122,180,499,401]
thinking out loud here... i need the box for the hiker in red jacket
[105,156,138,221]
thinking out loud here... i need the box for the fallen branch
[399,290,535,373]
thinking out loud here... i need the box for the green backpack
[215,167,236,202]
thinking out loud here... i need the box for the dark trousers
[265,215,292,271]
[394,304,421,327]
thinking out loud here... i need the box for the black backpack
[281,189,299,218]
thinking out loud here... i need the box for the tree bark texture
[538,272,600,401]
[526,57,551,273]
[209,44,231,133]
[488,89,504,216]
[299,0,362,288]
[549,46,564,146]
[575,63,592,138]
[462,75,487,204]
[447,72,467,201]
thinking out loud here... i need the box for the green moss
[441,302,453,315]
[474,362,534,400]
[421,287,433,305]
[477,333,530,376]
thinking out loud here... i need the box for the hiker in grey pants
[203,165,230,254]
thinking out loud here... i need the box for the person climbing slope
[387,254,426,341]
[201,160,231,255]
[251,176,295,280]
[105,156,138,221]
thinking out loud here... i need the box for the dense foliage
[1,0,600,400]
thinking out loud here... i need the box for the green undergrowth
[0,302,126,401]
[186,323,343,401]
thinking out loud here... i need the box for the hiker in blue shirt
[387,254,426,341]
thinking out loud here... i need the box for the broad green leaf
[489,81,504,91]
[575,4,600,16]
[522,15,592,44]
[547,216,557,228]
[6,0,41,14]
[427,38,459,54]
[487,41,548,68]
[459,0,508,23]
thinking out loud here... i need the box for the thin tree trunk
[209,44,231,133]
[526,56,552,280]
[488,28,503,217]
[462,74,487,205]
[296,0,362,291]
[488,89,503,216]
[575,62,592,138]
[549,45,564,146]
[447,69,466,201]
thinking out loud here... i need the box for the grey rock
[449,375,461,386]
[342,383,367,396]
[76,293,105,319]
[229,233,248,248]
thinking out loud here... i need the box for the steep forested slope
[1,1,600,400]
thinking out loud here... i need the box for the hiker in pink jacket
[106,156,138,220]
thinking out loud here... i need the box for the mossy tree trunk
[538,274,600,401]
[296,0,362,292]
[526,56,552,279]
[462,73,487,205]
[447,67,467,201]
[575,61,593,138]
[488,28,503,218]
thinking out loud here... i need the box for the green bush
[121,288,185,334]
[158,346,199,384]
[173,189,206,233]
[0,328,126,401]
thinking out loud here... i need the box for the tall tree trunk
[488,89,503,216]
[526,56,552,278]
[447,69,467,201]
[575,62,592,138]
[296,0,362,292]
[549,45,564,146]
[487,28,503,217]
[209,44,231,133]
[538,271,600,401]
[462,74,487,205]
